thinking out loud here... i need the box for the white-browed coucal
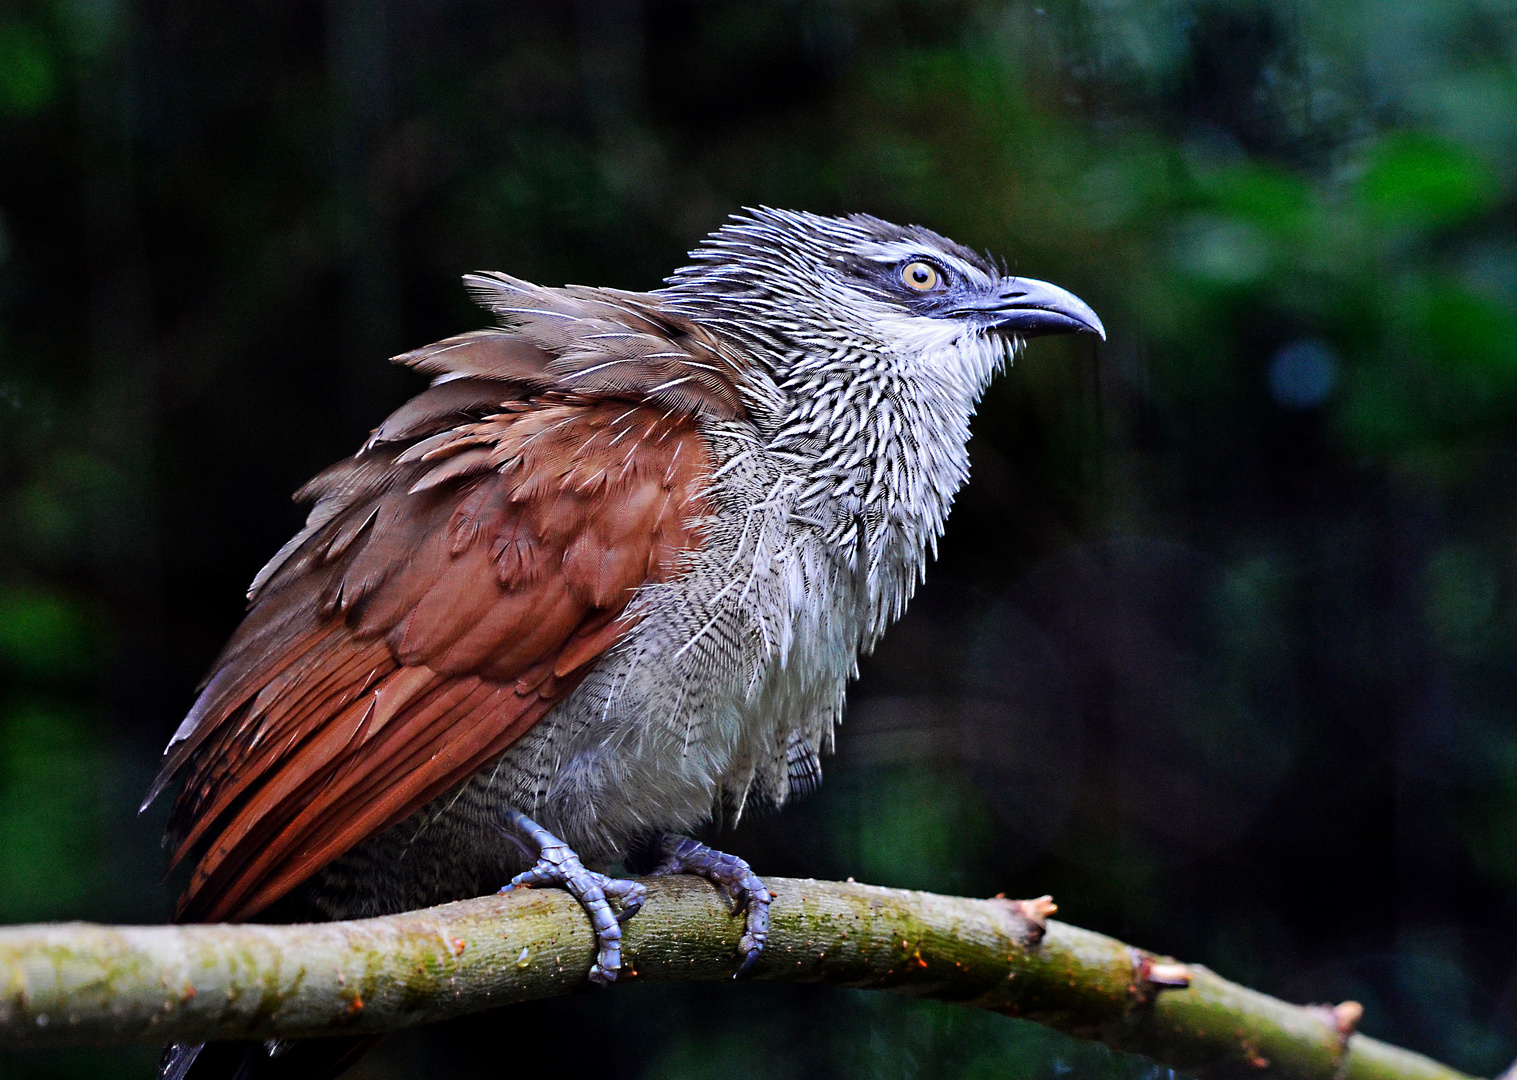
[146,209,1104,1079]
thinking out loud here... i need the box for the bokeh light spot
[1267,339,1340,409]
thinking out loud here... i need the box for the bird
[144,208,1104,1079]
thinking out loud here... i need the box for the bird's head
[659,208,1104,402]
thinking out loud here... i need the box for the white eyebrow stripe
[850,240,987,281]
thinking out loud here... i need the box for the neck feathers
[759,324,1014,648]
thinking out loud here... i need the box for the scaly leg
[649,835,770,976]
[497,810,646,985]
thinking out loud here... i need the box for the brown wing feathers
[152,282,738,922]
[402,273,748,421]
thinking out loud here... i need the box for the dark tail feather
[160,1037,383,1080]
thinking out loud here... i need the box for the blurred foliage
[0,701,100,923]
[0,21,56,116]
[823,766,998,893]
[3,0,1517,1077]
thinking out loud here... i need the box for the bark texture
[0,876,1477,1080]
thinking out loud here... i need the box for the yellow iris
[901,261,940,291]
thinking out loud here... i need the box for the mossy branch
[0,876,1477,1080]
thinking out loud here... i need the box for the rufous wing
[152,283,738,923]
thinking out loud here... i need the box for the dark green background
[2,1,1516,1077]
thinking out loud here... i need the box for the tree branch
[0,877,1477,1080]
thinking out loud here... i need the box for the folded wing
[150,281,741,922]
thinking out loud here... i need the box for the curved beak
[963,277,1106,341]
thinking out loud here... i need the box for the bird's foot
[497,811,645,986]
[650,835,770,976]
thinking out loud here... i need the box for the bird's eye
[901,261,941,292]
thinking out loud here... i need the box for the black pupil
[911,266,930,283]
